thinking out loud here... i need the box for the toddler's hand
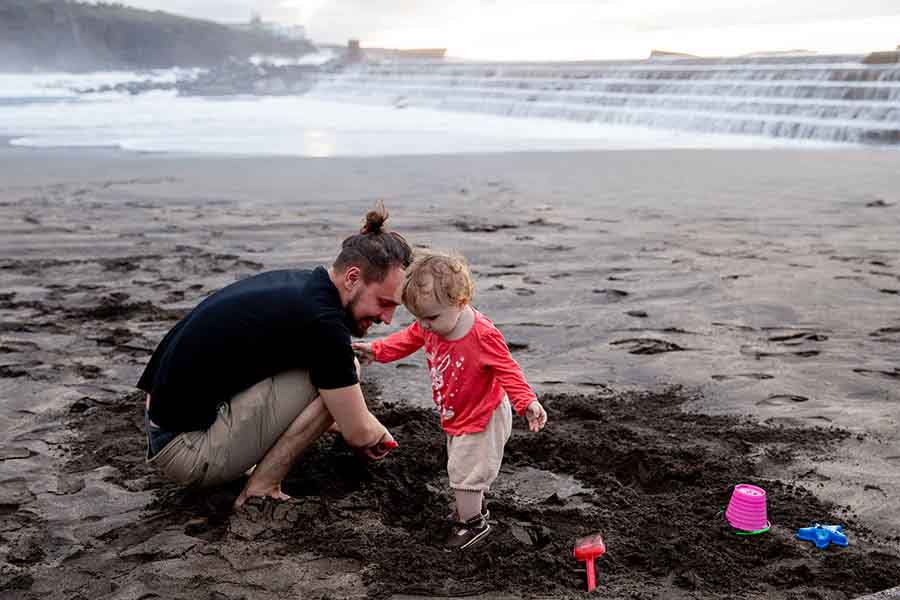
[525,400,547,432]
[352,341,375,364]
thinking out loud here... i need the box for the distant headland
[0,0,315,72]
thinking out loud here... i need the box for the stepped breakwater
[307,54,900,145]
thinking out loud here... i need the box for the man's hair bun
[361,201,388,234]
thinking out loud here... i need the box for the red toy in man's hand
[375,439,398,453]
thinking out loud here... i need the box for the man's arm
[320,383,392,451]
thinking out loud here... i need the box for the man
[138,205,412,507]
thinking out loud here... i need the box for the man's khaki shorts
[147,369,317,488]
[446,397,513,492]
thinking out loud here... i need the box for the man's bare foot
[234,484,291,508]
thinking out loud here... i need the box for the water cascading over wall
[309,54,900,145]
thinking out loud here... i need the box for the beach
[1,144,899,598]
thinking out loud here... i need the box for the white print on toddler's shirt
[429,354,451,391]
[427,351,465,421]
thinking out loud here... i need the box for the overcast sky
[116,1,900,59]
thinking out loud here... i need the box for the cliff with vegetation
[0,0,315,71]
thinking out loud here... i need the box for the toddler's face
[412,296,467,338]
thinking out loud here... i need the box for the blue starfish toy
[796,524,848,549]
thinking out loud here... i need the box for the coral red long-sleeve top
[371,310,536,435]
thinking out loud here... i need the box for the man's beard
[345,292,377,337]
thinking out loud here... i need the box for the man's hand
[360,431,398,461]
[525,400,548,432]
[352,342,375,365]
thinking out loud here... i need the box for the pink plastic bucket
[725,484,769,532]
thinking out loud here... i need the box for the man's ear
[343,266,362,291]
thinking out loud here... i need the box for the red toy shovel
[573,533,606,592]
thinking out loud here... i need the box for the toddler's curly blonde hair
[402,251,475,316]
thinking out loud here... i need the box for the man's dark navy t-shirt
[137,267,359,432]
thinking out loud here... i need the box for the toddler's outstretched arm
[359,321,427,364]
[352,341,376,364]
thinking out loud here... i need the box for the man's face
[345,266,404,337]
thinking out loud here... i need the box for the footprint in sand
[74,363,103,379]
[0,363,42,378]
[870,327,900,342]
[807,415,833,423]
[871,270,900,280]
[739,346,820,359]
[757,394,810,406]
[610,338,685,355]
[526,217,566,229]
[853,368,900,381]
[767,332,829,343]
[593,289,629,302]
[711,373,774,381]
[574,381,613,392]
[0,447,34,461]
[452,220,518,233]
[798,469,831,482]
[712,322,757,332]
[0,340,40,353]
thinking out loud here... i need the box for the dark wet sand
[1,146,899,598]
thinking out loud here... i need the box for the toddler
[354,251,547,551]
